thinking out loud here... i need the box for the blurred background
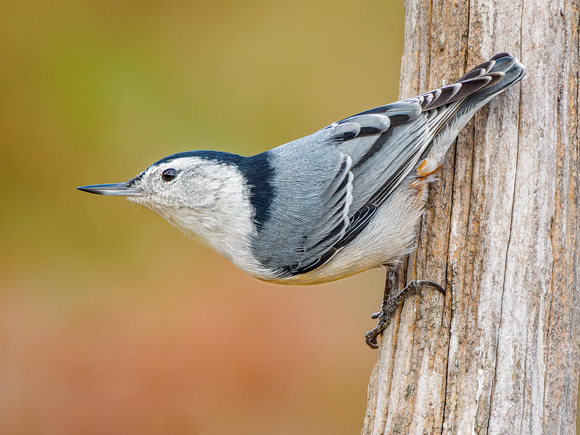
[0,1,404,434]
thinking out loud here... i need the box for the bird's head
[78,151,254,244]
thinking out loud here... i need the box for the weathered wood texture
[363,0,579,433]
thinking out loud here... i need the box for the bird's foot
[365,280,445,349]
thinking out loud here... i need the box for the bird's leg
[365,268,445,349]
[364,266,399,349]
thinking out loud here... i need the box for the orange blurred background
[0,1,404,434]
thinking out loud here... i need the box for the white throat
[131,161,272,279]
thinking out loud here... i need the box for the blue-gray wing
[252,54,518,276]
[251,133,357,276]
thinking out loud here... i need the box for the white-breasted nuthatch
[79,53,525,347]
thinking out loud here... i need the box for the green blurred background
[0,1,404,434]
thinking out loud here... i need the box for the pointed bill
[77,183,141,196]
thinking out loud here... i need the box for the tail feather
[420,53,525,165]
[416,52,526,112]
[467,55,526,103]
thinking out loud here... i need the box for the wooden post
[363,0,579,433]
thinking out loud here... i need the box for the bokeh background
[0,1,405,434]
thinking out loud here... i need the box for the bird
[78,53,526,347]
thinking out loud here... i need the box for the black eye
[161,168,178,181]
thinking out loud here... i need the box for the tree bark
[363,0,579,434]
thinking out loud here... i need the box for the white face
[129,156,230,211]
[126,156,254,252]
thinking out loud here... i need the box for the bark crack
[440,9,473,430]
[486,116,518,433]
[542,10,563,428]
[486,4,525,429]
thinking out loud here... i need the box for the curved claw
[415,280,446,295]
[364,312,393,349]
[364,330,380,349]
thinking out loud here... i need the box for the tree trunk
[363,0,579,434]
